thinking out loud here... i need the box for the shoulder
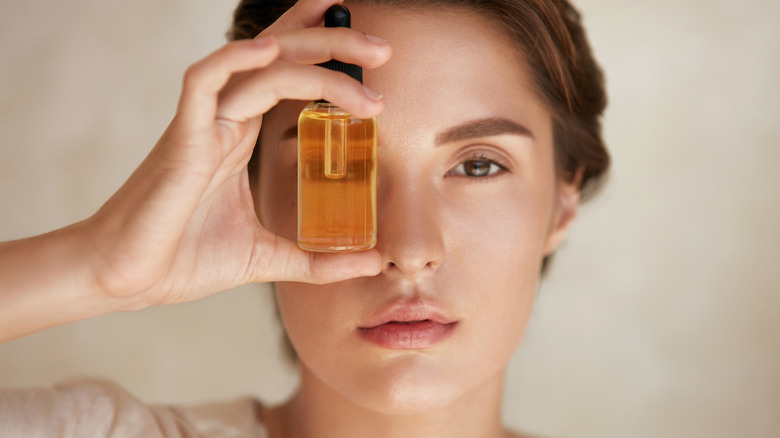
[1,378,162,436]
[164,393,267,437]
[0,378,268,438]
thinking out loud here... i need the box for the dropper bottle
[297,4,377,252]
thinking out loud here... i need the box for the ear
[543,167,583,256]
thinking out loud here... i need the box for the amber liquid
[298,102,377,252]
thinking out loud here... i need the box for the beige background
[1,0,778,437]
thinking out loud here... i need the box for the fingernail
[364,33,388,45]
[362,85,383,102]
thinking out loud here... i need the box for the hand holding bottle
[0,0,392,342]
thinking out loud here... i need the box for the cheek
[274,283,333,373]
[461,220,535,304]
[258,140,298,239]
[444,179,552,277]
[275,282,326,342]
[274,282,357,361]
[440,180,554,355]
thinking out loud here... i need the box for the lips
[357,300,458,349]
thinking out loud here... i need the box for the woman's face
[256,4,579,414]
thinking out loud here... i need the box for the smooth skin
[0,0,390,342]
[0,0,579,437]
[255,3,580,438]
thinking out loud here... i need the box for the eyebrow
[435,117,533,146]
[279,117,533,145]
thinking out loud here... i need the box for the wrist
[76,213,152,312]
[0,220,144,343]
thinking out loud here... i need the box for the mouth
[357,301,458,350]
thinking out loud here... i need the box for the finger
[274,27,391,68]
[263,0,343,34]
[216,61,384,122]
[177,37,281,128]
[253,236,382,284]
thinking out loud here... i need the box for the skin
[0,0,388,343]
[255,4,580,438]
[0,0,578,436]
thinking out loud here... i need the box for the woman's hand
[0,0,392,342]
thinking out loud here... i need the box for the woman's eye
[450,158,506,177]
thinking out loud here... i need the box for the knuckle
[183,41,247,91]
[222,40,245,57]
[182,62,206,90]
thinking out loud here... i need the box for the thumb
[252,236,382,284]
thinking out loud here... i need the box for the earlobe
[543,167,583,256]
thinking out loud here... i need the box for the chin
[345,355,467,415]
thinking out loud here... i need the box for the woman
[0,0,608,436]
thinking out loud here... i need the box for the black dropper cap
[319,5,363,84]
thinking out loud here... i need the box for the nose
[376,175,445,279]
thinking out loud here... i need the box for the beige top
[0,379,268,438]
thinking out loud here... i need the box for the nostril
[379,233,445,276]
[382,257,441,278]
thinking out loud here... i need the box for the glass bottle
[297,5,377,252]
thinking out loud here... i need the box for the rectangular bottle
[297,5,377,252]
[298,101,377,252]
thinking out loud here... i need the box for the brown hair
[229,0,610,274]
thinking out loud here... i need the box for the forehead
[347,3,551,145]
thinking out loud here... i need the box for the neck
[271,364,508,438]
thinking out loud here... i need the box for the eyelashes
[447,152,509,178]
[285,147,512,179]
